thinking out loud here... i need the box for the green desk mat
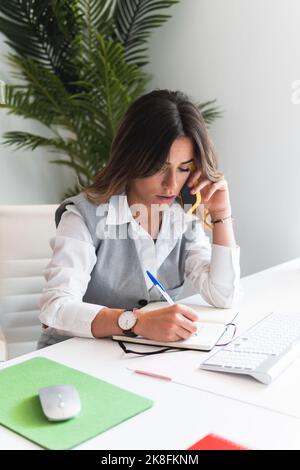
[0,357,153,450]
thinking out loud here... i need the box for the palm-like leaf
[113,0,179,66]
[0,1,79,90]
[198,100,223,127]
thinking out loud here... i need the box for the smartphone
[181,182,202,217]
[180,161,201,211]
[180,165,212,228]
[180,179,198,207]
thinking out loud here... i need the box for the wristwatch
[117,309,138,337]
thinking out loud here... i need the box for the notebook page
[140,301,238,325]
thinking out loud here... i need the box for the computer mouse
[38,384,81,421]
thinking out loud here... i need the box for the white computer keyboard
[200,312,300,384]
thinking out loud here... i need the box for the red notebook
[188,433,248,450]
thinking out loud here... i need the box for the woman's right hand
[133,304,199,342]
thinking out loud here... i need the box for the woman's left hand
[188,170,231,219]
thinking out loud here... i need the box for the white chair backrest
[0,205,58,359]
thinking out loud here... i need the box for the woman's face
[128,136,195,208]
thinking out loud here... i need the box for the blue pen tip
[146,270,156,284]
[146,270,166,291]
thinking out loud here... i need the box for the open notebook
[112,301,238,351]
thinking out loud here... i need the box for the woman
[37,89,240,349]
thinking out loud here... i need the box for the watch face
[118,311,137,331]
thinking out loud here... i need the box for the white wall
[146,0,300,275]
[0,35,76,204]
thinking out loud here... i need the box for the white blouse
[39,195,240,338]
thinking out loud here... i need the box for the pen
[146,270,175,305]
[131,369,172,381]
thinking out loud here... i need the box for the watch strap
[123,330,138,338]
[120,308,138,337]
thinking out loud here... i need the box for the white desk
[1,258,300,450]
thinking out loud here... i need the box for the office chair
[0,204,58,360]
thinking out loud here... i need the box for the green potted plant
[0,0,221,198]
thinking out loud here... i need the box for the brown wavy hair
[84,89,222,206]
